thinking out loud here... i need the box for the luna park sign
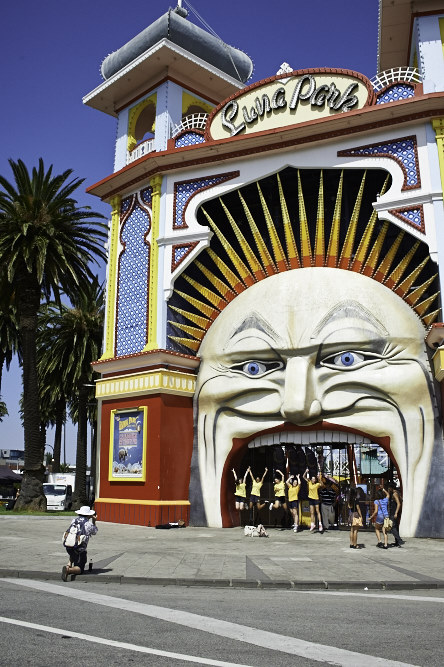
[208,69,373,140]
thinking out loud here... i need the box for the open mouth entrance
[222,429,401,529]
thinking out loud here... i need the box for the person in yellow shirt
[286,473,301,532]
[232,467,249,511]
[269,469,287,512]
[303,468,324,532]
[248,467,268,514]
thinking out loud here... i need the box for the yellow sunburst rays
[313,171,325,267]
[297,170,312,268]
[200,207,255,288]
[338,172,366,270]
[170,170,440,353]
[350,174,390,273]
[325,171,344,268]
[277,173,300,269]
[238,191,277,276]
[219,198,266,281]
[257,183,288,272]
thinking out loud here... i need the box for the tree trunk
[72,383,88,508]
[90,419,97,503]
[14,273,46,511]
[52,397,65,474]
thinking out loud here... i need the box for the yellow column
[432,118,444,196]
[100,195,121,360]
[144,174,163,351]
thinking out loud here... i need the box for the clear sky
[0,0,379,465]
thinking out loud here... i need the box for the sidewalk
[1,516,444,590]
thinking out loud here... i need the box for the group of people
[233,467,404,547]
[232,466,338,533]
[348,482,404,549]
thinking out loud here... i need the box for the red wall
[98,393,194,503]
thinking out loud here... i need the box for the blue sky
[0,0,379,465]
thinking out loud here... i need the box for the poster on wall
[109,407,147,481]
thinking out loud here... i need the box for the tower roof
[101,7,253,83]
[84,6,253,116]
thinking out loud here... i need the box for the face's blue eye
[340,353,354,366]
[243,362,263,376]
[332,351,364,368]
[229,360,283,377]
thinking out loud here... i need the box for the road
[0,578,442,666]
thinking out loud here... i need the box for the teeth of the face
[248,431,372,448]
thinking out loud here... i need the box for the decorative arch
[128,94,157,152]
[182,91,214,117]
[167,167,439,353]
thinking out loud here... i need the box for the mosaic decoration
[173,171,240,229]
[338,136,420,191]
[116,199,151,357]
[141,186,153,205]
[175,131,206,148]
[389,206,425,233]
[168,169,438,353]
[121,197,132,214]
[171,242,199,272]
[376,84,415,105]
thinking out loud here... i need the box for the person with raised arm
[303,468,324,533]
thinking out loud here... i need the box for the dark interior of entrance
[232,443,399,530]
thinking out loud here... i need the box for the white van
[43,483,73,511]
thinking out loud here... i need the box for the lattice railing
[171,113,209,138]
[370,67,422,92]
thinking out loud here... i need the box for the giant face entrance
[225,433,400,530]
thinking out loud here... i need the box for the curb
[1,570,444,590]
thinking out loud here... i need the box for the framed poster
[108,407,147,481]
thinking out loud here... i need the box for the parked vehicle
[43,483,73,511]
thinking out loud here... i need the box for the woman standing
[286,474,301,532]
[386,482,404,547]
[370,488,390,549]
[232,467,249,511]
[303,469,323,533]
[347,488,363,549]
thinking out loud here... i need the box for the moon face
[191,268,442,536]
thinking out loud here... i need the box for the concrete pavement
[1,516,443,590]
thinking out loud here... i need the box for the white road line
[0,616,253,667]
[1,578,417,667]
[287,590,444,603]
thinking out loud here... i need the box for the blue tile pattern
[339,138,419,188]
[174,245,192,264]
[390,206,424,231]
[141,187,152,205]
[175,175,235,228]
[175,132,205,148]
[116,203,151,356]
[376,84,415,105]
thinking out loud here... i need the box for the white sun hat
[75,506,95,516]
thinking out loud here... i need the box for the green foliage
[0,399,8,421]
[0,158,108,508]
[0,158,107,304]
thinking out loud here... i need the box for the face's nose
[280,356,322,424]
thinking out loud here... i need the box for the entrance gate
[232,435,399,529]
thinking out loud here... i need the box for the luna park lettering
[220,74,360,137]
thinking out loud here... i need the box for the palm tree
[0,272,20,394]
[39,279,104,508]
[0,158,106,510]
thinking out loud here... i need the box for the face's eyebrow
[229,312,284,344]
[311,300,389,339]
